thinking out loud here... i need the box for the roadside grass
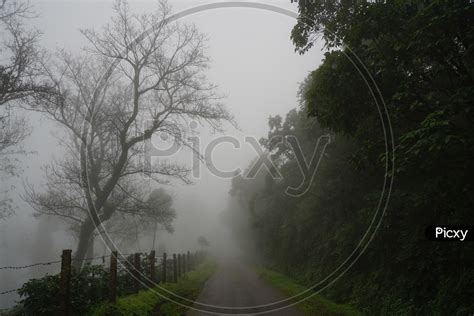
[89,261,215,316]
[258,269,362,316]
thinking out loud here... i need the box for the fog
[0,0,323,309]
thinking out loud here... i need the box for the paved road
[187,256,305,316]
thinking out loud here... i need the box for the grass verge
[258,269,362,316]
[89,261,215,316]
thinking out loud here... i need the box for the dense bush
[14,265,109,315]
[226,1,474,314]
[12,256,161,316]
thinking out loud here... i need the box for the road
[186,256,305,316]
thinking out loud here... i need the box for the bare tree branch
[26,0,232,266]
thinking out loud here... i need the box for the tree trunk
[84,236,94,265]
[73,219,95,269]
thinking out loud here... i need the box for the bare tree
[0,0,50,217]
[26,0,232,267]
[0,1,45,104]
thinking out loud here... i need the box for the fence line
[0,254,117,271]
[0,288,19,295]
[0,249,205,315]
[0,260,62,270]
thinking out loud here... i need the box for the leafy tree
[101,187,176,251]
[227,1,473,314]
[197,236,210,249]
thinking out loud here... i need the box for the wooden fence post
[173,253,178,283]
[162,252,167,283]
[109,251,117,303]
[59,249,72,316]
[178,254,182,278]
[187,251,191,271]
[133,253,141,293]
[149,250,155,284]
[182,254,185,273]
[182,253,187,273]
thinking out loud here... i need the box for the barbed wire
[0,254,114,270]
[0,252,166,270]
[0,288,19,295]
[71,254,111,262]
[0,260,62,270]
[0,250,195,297]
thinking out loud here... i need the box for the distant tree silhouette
[197,236,210,250]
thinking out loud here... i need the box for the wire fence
[0,288,18,295]
[0,253,158,271]
[0,249,205,315]
[0,253,148,295]
[0,260,62,270]
[0,254,117,271]
[0,255,112,299]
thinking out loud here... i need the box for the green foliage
[229,1,474,313]
[14,264,110,316]
[11,258,164,316]
[156,262,216,315]
[15,274,60,315]
[90,289,158,316]
[90,262,216,316]
[259,269,361,316]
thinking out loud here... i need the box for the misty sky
[0,0,324,308]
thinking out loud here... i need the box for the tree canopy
[226,1,474,314]
[26,0,232,267]
[0,0,50,218]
